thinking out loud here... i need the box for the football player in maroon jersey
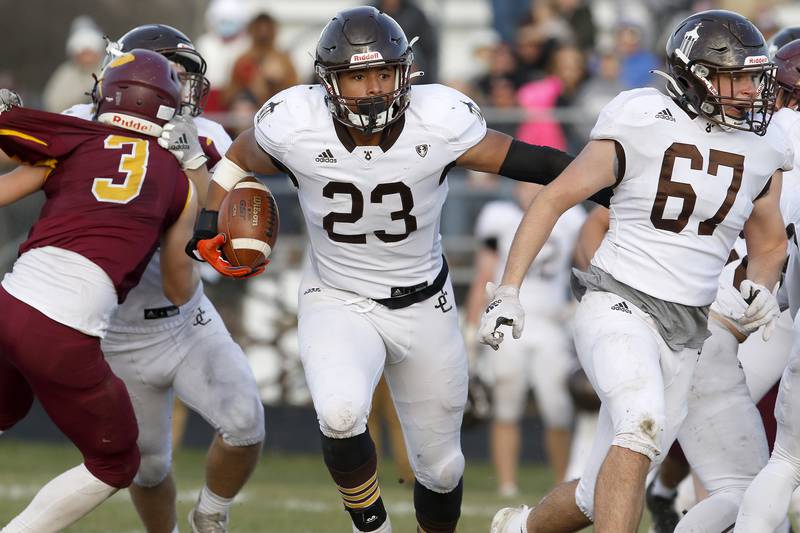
[0,49,198,532]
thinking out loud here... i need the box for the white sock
[170,525,180,533]
[652,477,677,499]
[196,486,234,516]
[2,464,116,532]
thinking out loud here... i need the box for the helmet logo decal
[108,53,136,68]
[350,51,383,63]
[680,23,701,58]
[744,55,769,65]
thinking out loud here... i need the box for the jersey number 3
[650,142,744,235]
[92,135,149,204]
[322,181,418,243]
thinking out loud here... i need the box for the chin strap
[651,69,700,115]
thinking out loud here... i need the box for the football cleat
[645,478,680,533]
[490,505,531,533]
[188,506,228,533]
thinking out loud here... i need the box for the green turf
[0,439,651,532]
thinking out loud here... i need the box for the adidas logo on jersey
[315,149,337,163]
[655,108,676,122]
[610,301,632,314]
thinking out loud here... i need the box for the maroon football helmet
[94,49,182,137]
[774,39,800,110]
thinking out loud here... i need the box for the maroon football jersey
[0,107,190,302]
[200,135,222,168]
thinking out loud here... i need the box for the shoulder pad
[194,116,232,156]
[591,88,673,142]
[253,85,327,157]
[408,84,487,144]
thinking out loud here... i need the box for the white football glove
[739,280,780,341]
[0,89,22,113]
[478,282,525,351]
[157,113,207,170]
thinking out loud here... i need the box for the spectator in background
[553,0,596,51]
[41,16,104,113]
[226,13,298,108]
[226,90,260,138]
[512,26,552,84]
[516,44,586,152]
[616,21,659,89]
[373,0,440,83]
[491,0,531,45]
[572,49,626,144]
[196,0,252,112]
[475,42,525,97]
[482,76,521,138]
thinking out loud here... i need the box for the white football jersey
[62,103,234,332]
[590,88,793,307]
[769,108,800,319]
[476,200,586,316]
[254,84,487,299]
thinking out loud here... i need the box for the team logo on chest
[415,144,429,158]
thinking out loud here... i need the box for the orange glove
[196,234,267,279]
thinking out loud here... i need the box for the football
[218,179,279,268]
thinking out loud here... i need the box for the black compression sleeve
[498,139,613,207]
[499,139,573,184]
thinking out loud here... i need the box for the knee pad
[492,376,526,422]
[133,451,172,488]
[218,391,265,446]
[319,395,368,438]
[414,450,465,493]
[612,411,665,461]
[534,378,574,429]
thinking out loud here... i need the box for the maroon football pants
[0,287,139,488]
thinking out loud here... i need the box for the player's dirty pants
[736,312,800,532]
[298,271,468,494]
[102,293,265,488]
[572,290,699,520]
[0,287,139,488]
[674,320,769,532]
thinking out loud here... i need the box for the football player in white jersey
[734,38,800,532]
[482,10,792,533]
[464,182,585,494]
[66,25,265,533]
[185,6,611,532]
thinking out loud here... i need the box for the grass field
[0,439,651,532]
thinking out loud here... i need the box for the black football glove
[185,209,218,261]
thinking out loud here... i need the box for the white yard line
[0,483,497,516]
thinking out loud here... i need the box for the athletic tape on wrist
[212,157,249,191]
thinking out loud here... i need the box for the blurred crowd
[29,0,800,152]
